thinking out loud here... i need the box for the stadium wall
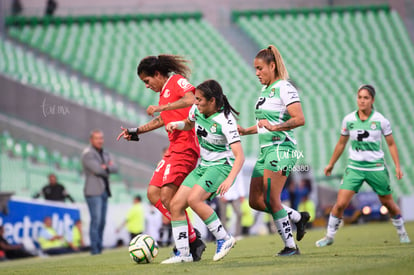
[0,73,168,168]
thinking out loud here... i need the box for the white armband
[171,121,185,130]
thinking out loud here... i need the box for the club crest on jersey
[370,122,377,130]
[269,88,275,98]
[177,78,192,90]
[164,89,170,98]
[210,123,217,133]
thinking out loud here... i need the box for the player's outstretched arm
[385,134,403,180]
[166,118,194,133]
[117,116,164,141]
[237,125,258,136]
[147,92,195,116]
[324,135,349,176]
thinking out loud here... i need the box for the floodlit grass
[1,222,413,275]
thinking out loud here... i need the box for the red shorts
[149,151,198,187]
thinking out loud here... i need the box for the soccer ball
[129,234,159,264]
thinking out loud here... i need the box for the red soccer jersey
[159,74,199,155]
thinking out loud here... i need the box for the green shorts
[181,164,232,200]
[340,167,392,195]
[252,145,297,178]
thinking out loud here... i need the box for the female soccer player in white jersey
[237,45,308,256]
[161,79,245,264]
[316,84,411,247]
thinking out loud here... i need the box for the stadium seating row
[0,37,144,125]
[6,14,262,156]
[0,131,132,203]
[3,7,414,197]
[234,5,414,196]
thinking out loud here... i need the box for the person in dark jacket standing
[82,129,118,255]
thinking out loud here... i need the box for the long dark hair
[196,79,239,119]
[255,45,289,80]
[137,54,191,78]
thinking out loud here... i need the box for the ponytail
[196,80,239,119]
[222,94,240,118]
[255,45,289,80]
[137,54,191,78]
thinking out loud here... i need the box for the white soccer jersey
[188,104,241,166]
[255,80,300,148]
[341,110,392,171]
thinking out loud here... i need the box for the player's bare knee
[147,189,159,206]
[187,194,199,210]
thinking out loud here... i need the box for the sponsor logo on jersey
[269,88,275,98]
[163,89,170,98]
[177,78,192,90]
[210,123,217,133]
[370,122,377,130]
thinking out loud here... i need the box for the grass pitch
[1,222,413,275]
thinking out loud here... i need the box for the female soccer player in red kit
[117,55,206,260]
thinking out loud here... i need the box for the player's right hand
[237,125,246,136]
[324,164,334,176]
[166,122,177,133]
[116,126,131,141]
[146,105,161,116]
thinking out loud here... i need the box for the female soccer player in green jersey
[161,79,245,264]
[237,45,307,256]
[316,84,411,247]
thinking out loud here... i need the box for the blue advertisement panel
[0,197,80,244]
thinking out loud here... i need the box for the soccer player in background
[237,45,308,256]
[117,55,206,260]
[162,79,244,263]
[316,84,411,247]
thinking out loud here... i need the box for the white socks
[391,215,407,236]
[205,212,229,241]
[171,220,190,256]
[326,214,342,239]
[283,204,301,223]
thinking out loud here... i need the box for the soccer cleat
[189,228,206,261]
[399,233,411,244]
[213,235,236,261]
[315,236,334,247]
[295,212,310,241]
[161,252,193,264]
[277,246,300,256]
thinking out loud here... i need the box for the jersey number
[155,160,165,172]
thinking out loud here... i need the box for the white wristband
[171,121,185,130]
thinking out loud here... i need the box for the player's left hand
[116,126,131,141]
[146,105,162,116]
[258,119,275,131]
[216,178,232,196]
[395,167,403,180]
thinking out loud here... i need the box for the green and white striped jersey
[341,110,392,171]
[188,104,240,166]
[255,80,300,148]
